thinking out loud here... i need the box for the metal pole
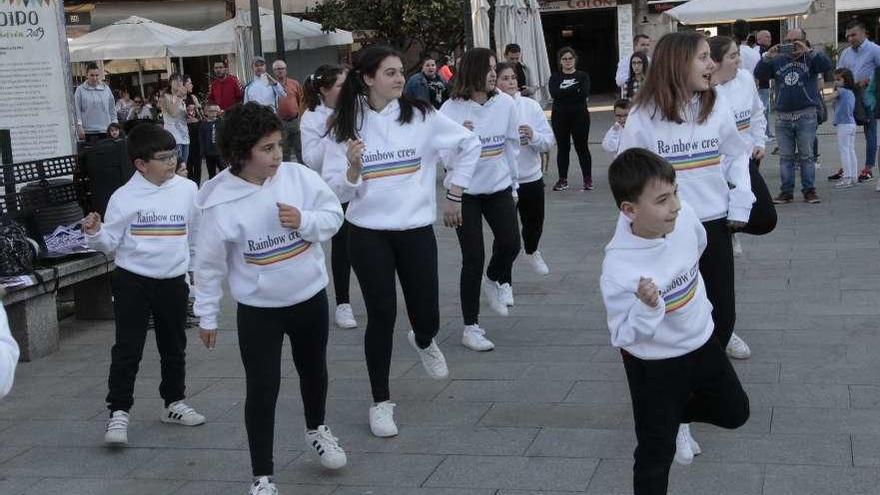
[137,60,145,99]
[463,0,474,50]
[273,0,285,60]
[250,0,262,56]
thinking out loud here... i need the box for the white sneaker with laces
[305,425,347,469]
[104,410,129,445]
[726,333,752,360]
[525,251,550,275]
[673,424,695,465]
[462,324,495,351]
[731,233,743,258]
[408,331,448,379]
[499,283,514,306]
[369,401,398,438]
[482,278,508,316]
[335,303,358,329]
[161,401,206,426]
[249,476,277,495]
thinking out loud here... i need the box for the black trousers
[624,340,750,495]
[736,158,777,236]
[331,202,352,305]
[699,219,736,348]
[516,178,545,254]
[186,124,202,185]
[106,268,188,412]
[551,106,592,182]
[237,290,329,476]
[457,187,521,325]
[348,224,439,403]
[205,155,225,179]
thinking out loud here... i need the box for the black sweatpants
[331,202,352,305]
[205,155,225,179]
[737,158,777,236]
[457,187,521,326]
[106,268,188,412]
[516,178,545,254]
[551,106,592,182]
[237,290,329,477]
[699,219,736,348]
[623,340,750,495]
[348,224,439,403]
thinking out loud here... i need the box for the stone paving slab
[1,109,879,494]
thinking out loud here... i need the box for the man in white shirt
[243,56,287,112]
[734,19,760,74]
[616,35,652,91]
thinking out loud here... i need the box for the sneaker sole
[462,340,495,352]
[370,427,399,438]
[335,320,358,329]
[160,416,206,426]
[104,433,128,445]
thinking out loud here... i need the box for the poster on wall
[0,0,75,163]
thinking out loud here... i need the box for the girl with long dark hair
[549,47,593,191]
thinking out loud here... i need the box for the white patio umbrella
[471,0,491,49]
[493,0,518,57]
[68,16,190,62]
[169,8,353,58]
[665,0,814,24]
[493,0,552,104]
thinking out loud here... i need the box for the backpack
[854,86,870,126]
[0,215,37,276]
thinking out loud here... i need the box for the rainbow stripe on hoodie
[361,157,421,181]
[662,265,699,313]
[665,150,720,172]
[243,238,310,266]
[130,223,187,237]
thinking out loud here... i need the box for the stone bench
[2,254,115,361]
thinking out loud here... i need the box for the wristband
[445,191,462,203]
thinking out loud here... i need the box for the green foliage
[309,0,465,61]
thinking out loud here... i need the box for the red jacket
[208,75,242,110]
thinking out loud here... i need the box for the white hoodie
[600,201,714,360]
[0,304,19,398]
[513,92,554,183]
[602,123,624,154]
[618,92,754,223]
[193,163,343,330]
[715,69,766,152]
[86,173,199,279]
[323,98,480,231]
[440,91,521,194]
[300,103,333,173]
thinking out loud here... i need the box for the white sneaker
[499,283,514,306]
[874,180,880,191]
[462,324,495,351]
[407,331,448,379]
[673,424,695,465]
[160,401,206,426]
[305,425,347,469]
[525,251,550,275]
[369,401,398,438]
[104,410,129,445]
[335,303,357,329]
[249,476,278,495]
[726,333,752,360]
[482,278,508,316]
[834,179,855,189]
[731,233,743,258]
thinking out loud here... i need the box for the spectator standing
[199,101,224,179]
[160,74,191,167]
[207,60,242,112]
[504,44,534,97]
[616,35,652,91]
[549,47,593,191]
[404,56,448,109]
[272,59,305,163]
[243,56,287,113]
[755,30,774,139]
[623,52,648,100]
[733,20,760,74]
[115,89,133,123]
[184,75,204,185]
[127,96,154,121]
[75,62,117,143]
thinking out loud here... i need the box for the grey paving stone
[689,431,853,466]
[743,383,851,408]
[128,448,300,482]
[563,381,631,405]
[328,378,449,401]
[438,379,574,403]
[424,455,597,491]
[771,407,880,435]
[781,362,880,385]
[523,361,626,381]
[0,446,158,478]
[275,453,444,487]
[0,446,29,464]
[850,385,880,408]
[586,458,764,494]
[402,361,531,380]
[526,427,635,459]
[332,488,494,495]
[851,434,880,467]
[323,424,538,456]
[0,477,41,495]
[20,478,185,495]
[173,480,336,495]
[762,464,880,495]
[480,403,633,429]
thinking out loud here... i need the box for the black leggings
[736,158,777,236]
[237,291,329,476]
[699,219,736,348]
[624,340,749,495]
[516,178,545,254]
[205,155,225,179]
[458,187,521,325]
[551,106,592,182]
[331,203,352,305]
[348,224,439,403]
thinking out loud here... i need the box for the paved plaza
[1,107,879,494]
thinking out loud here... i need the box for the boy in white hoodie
[193,103,346,495]
[82,124,205,446]
[601,148,749,495]
[601,99,629,154]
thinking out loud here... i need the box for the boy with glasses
[82,124,206,446]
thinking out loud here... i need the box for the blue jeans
[758,88,772,137]
[776,111,817,195]
[176,144,190,166]
[863,108,876,168]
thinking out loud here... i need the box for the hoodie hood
[195,167,272,209]
[605,212,667,252]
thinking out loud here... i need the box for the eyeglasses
[151,153,179,163]
[560,57,575,61]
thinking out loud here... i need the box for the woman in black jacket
[549,47,593,191]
